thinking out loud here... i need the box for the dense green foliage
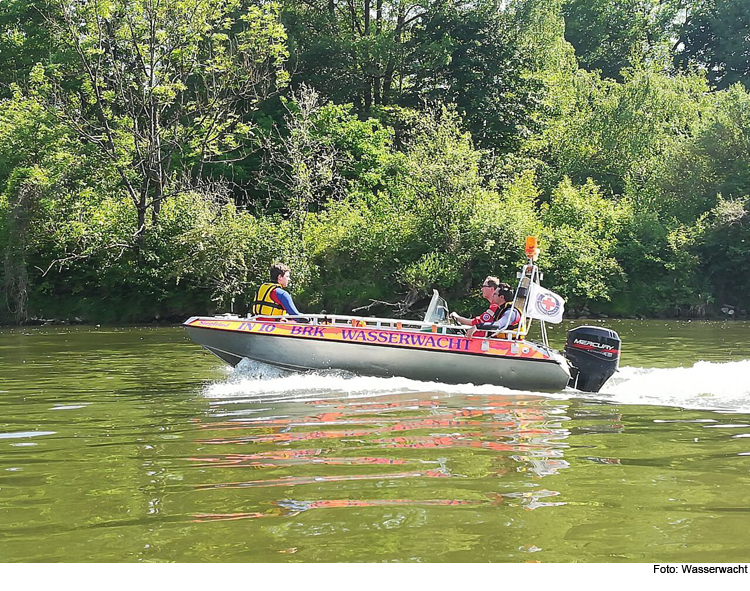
[1,0,749,323]
[674,0,750,90]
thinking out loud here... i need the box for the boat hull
[184,316,571,392]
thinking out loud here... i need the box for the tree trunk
[382,6,405,105]
[2,180,36,324]
[136,198,147,255]
[363,0,372,110]
[374,0,383,104]
[151,178,163,224]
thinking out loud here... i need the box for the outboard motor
[564,326,621,392]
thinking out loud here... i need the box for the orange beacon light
[525,236,539,260]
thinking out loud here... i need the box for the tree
[282,0,540,150]
[540,177,628,306]
[281,0,432,110]
[259,85,344,273]
[41,0,289,244]
[0,86,97,323]
[0,0,60,97]
[562,0,682,79]
[675,0,750,89]
[525,67,709,197]
[698,196,750,310]
[406,1,542,150]
[637,83,750,222]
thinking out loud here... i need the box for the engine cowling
[564,325,621,392]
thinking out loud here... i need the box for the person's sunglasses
[481,284,492,288]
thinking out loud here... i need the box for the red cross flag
[526,282,565,324]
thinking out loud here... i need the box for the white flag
[526,282,565,324]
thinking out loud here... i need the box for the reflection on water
[189,389,577,524]
[2,323,750,562]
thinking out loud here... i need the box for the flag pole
[517,236,566,344]
[511,237,540,342]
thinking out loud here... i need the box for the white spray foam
[205,359,565,404]
[204,358,750,414]
[595,360,750,413]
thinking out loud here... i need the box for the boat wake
[596,360,750,414]
[204,358,750,413]
[203,358,556,404]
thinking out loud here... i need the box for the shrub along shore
[2,1,749,325]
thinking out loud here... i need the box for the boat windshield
[423,290,450,324]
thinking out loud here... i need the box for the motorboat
[184,238,621,393]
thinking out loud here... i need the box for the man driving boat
[449,275,499,333]
[476,283,522,338]
[451,281,521,338]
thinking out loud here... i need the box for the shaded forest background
[1,0,749,324]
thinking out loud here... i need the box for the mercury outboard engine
[564,326,621,392]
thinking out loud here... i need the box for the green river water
[1,320,749,563]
